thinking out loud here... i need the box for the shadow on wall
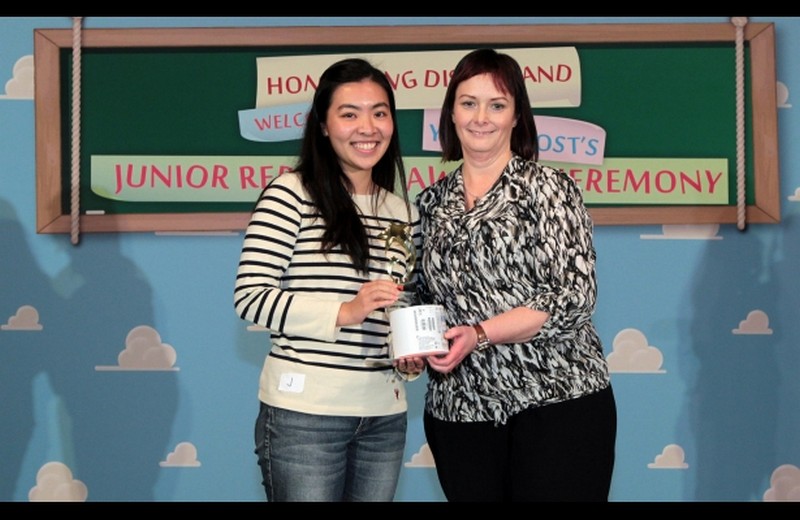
[771,214,800,480]
[0,199,53,499]
[47,232,179,501]
[685,224,780,501]
[0,197,179,501]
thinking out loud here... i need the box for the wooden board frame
[34,22,780,233]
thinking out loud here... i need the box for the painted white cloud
[763,464,800,501]
[647,444,689,469]
[160,441,201,467]
[405,442,436,468]
[788,188,800,202]
[1,304,43,330]
[777,81,791,108]
[732,309,773,335]
[95,325,179,371]
[640,224,722,240]
[28,461,88,501]
[2,55,33,100]
[606,328,665,374]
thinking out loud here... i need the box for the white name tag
[278,372,305,393]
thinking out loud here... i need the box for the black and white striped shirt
[234,172,421,417]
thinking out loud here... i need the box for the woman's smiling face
[321,79,394,179]
[452,73,517,160]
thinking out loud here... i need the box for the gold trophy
[378,222,417,290]
[378,222,448,359]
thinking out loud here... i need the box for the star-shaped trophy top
[377,222,416,284]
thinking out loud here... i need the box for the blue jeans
[254,402,407,501]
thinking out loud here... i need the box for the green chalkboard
[34,23,779,233]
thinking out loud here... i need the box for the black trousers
[424,385,617,502]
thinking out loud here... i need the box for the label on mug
[389,304,449,359]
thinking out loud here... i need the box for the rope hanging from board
[732,16,748,231]
[70,16,83,245]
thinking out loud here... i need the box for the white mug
[389,304,449,359]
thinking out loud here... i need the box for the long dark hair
[295,58,409,274]
[438,48,538,162]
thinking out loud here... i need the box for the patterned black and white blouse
[416,155,611,425]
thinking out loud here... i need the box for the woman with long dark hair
[234,58,423,502]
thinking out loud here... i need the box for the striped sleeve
[233,174,341,342]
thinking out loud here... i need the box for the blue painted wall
[2,16,799,502]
